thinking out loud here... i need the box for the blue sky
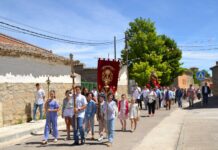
[0,0,218,73]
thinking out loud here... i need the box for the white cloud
[182,51,218,60]
[181,50,217,72]
[0,0,128,67]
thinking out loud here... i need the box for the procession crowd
[32,82,211,147]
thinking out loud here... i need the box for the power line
[0,15,120,43]
[179,44,218,48]
[181,47,218,51]
[0,21,124,46]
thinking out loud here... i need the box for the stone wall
[0,83,74,127]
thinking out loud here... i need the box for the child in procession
[118,94,129,131]
[103,93,117,147]
[62,90,74,140]
[42,90,59,144]
[84,92,97,140]
[97,94,106,142]
[129,98,140,132]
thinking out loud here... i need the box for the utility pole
[125,32,129,94]
[114,36,116,60]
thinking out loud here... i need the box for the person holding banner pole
[70,54,79,145]
[42,90,59,144]
[73,86,87,145]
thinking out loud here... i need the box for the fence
[81,81,97,91]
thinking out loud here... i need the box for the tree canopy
[121,18,183,86]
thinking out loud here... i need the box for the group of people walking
[132,82,212,114]
[33,84,139,147]
[32,82,211,147]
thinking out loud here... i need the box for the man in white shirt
[132,84,142,109]
[141,86,150,110]
[73,86,87,145]
[32,83,45,122]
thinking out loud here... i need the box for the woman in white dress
[62,90,74,140]
[129,98,140,132]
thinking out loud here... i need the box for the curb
[0,118,65,148]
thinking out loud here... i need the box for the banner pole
[70,54,77,131]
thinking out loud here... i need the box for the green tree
[122,18,183,86]
[159,35,184,85]
[189,67,200,85]
[202,69,211,78]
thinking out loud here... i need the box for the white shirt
[142,89,150,98]
[92,90,98,98]
[148,91,157,103]
[76,94,87,118]
[103,100,117,120]
[132,87,141,99]
[204,86,208,93]
[35,89,45,105]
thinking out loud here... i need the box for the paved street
[177,97,218,150]
[2,104,177,150]
[2,98,218,150]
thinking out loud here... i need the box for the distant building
[172,70,194,89]
[0,33,82,127]
[210,62,218,96]
[201,78,213,87]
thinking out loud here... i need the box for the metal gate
[81,81,97,91]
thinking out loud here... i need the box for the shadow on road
[184,96,218,110]
[114,129,132,133]
[33,141,108,148]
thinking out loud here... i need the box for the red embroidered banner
[97,58,120,94]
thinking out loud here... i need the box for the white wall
[117,65,128,86]
[0,73,81,84]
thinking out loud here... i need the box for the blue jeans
[107,118,115,143]
[177,97,182,108]
[73,117,85,143]
[85,116,95,136]
[33,103,43,120]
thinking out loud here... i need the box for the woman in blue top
[42,90,59,144]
